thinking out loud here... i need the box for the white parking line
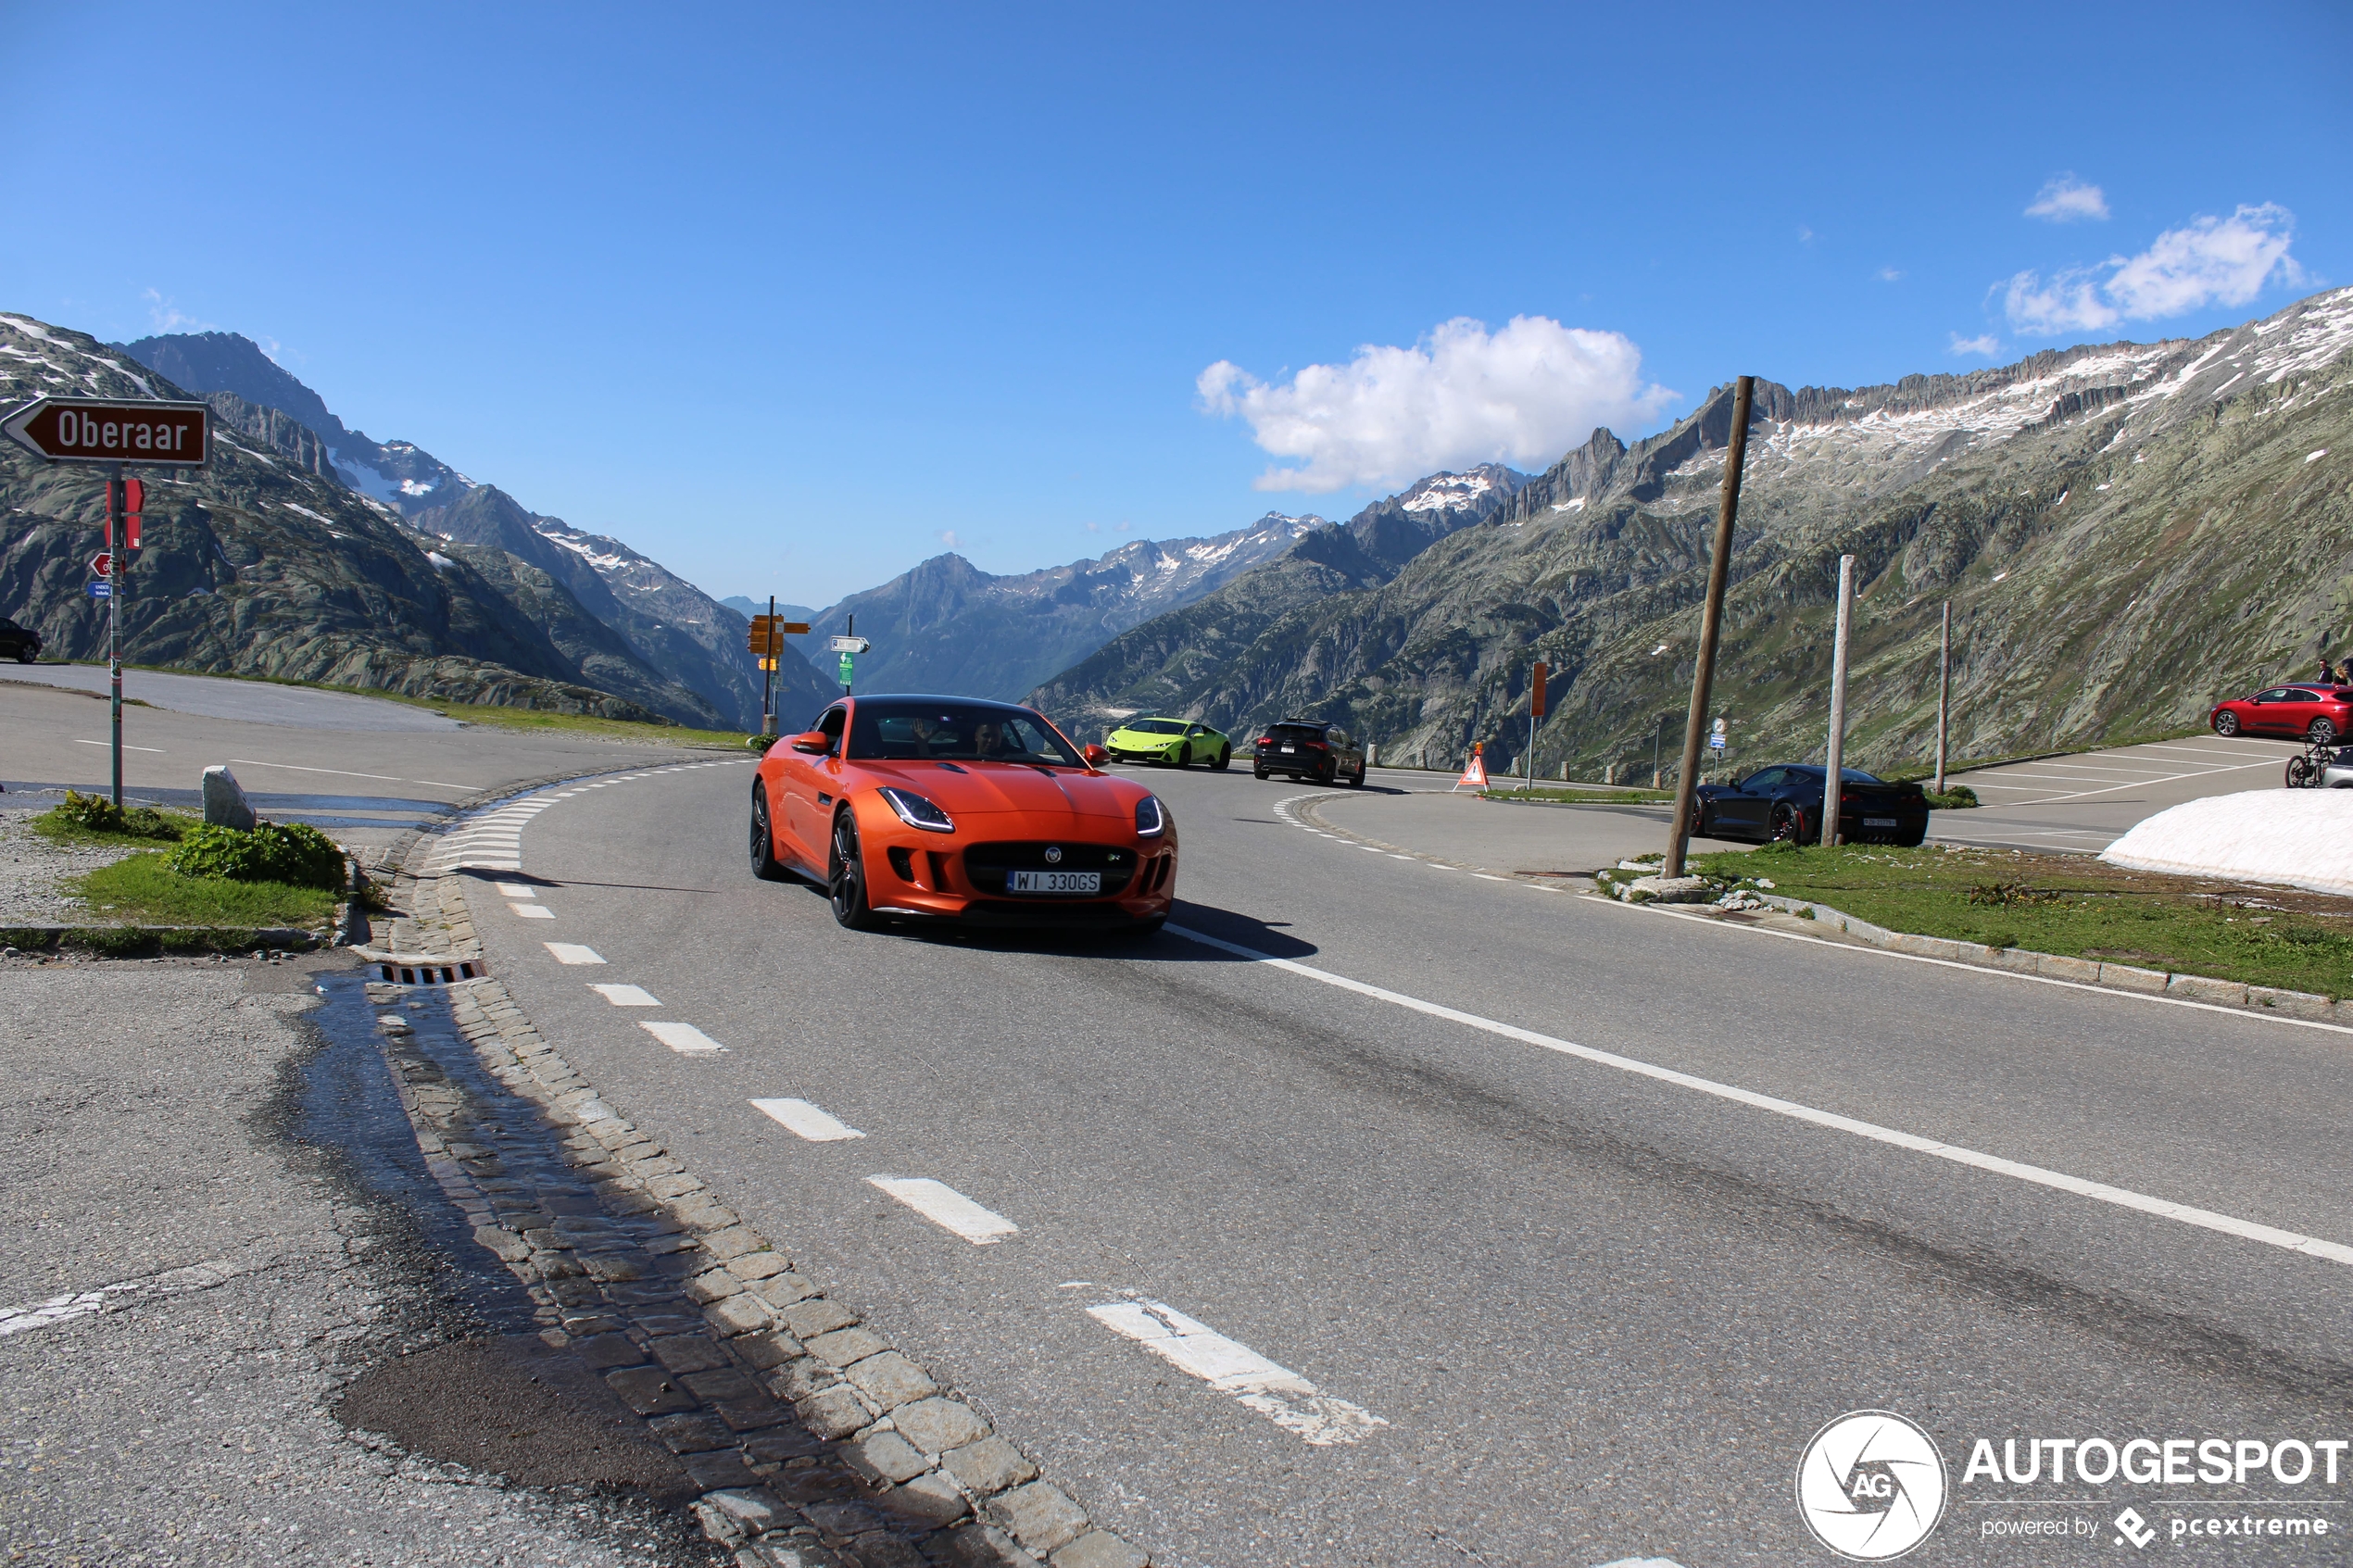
[866,1176,1017,1243]
[640,1021,726,1054]
[73,739,164,752]
[752,1098,866,1142]
[544,943,605,965]
[1086,1298,1386,1446]
[588,984,661,1006]
[1164,923,2353,1271]
[510,903,554,920]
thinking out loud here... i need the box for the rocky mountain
[0,313,698,721]
[1031,290,2353,778]
[116,331,834,727]
[798,509,1346,700]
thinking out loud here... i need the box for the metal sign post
[1821,555,1857,847]
[828,621,871,696]
[1525,661,1548,793]
[746,602,811,735]
[1933,600,1952,794]
[4,395,208,808]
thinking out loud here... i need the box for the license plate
[1280,744,1296,752]
[1009,870,1100,894]
[1865,817,1896,827]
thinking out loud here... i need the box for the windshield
[847,700,1085,766]
[1123,719,1184,734]
[1266,723,1326,742]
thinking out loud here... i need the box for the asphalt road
[460,755,2353,1566]
[0,661,465,730]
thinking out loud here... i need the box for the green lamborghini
[1103,716,1232,770]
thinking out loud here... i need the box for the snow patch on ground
[2100,790,2353,897]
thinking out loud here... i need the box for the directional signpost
[829,632,871,695]
[746,600,811,734]
[5,395,210,805]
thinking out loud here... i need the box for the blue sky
[4,2,2346,607]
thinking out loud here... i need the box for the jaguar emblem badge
[1044,846,1063,863]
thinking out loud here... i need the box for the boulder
[201,765,258,830]
[1622,874,1714,904]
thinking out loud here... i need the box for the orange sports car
[749,695,1177,932]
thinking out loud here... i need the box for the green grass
[1692,841,2353,997]
[28,797,201,847]
[67,852,338,928]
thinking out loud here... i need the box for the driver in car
[971,719,1011,759]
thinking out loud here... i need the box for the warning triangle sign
[1452,751,1488,791]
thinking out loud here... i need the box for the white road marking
[1977,756,2284,809]
[72,739,164,752]
[495,883,535,897]
[641,1021,727,1054]
[1087,1298,1387,1446]
[588,984,661,1006]
[752,1098,866,1141]
[1473,873,1510,882]
[510,903,553,919]
[0,1254,266,1339]
[1164,923,2353,1271]
[544,943,606,965]
[866,1176,1017,1243]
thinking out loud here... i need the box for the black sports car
[1692,765,1929,846]
[0,617,41,664]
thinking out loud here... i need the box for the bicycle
[2285,739,2337,789]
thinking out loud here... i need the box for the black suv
[0,617,40,663]
[1253,719,1365,785]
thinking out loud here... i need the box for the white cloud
[937,530,960,548]
[1876,268,1905,282]
[141,288,214,333]
[2002,203,2302,334]
[1198,315,1676,494]
[1083,521,1101,533]
[2026,175,2109,222]
[1950,332,2004,358]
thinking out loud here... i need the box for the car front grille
[962,841,1136,897]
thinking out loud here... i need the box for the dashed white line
[1163,922,2353,1271]
[866,1176,1018,1243]
[495,883,535,897]
[641,1021,727,1054]
[752,1098,866,1142]
[510,903,554,920]
[544,943,606,965]
[1086,1298,1387,1446]
[588,984,661,1007]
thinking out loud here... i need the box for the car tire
[750,784,786,881]
[1253,766,1268,779]
[1176,743,1191,768]
[12,649,31,665]
[827,809,879,930]
[2213,711,2241,737]
[1770,803,1804,844]
[2311,718,2339,745]
[1349,760,1365,786]
[1213,746,1231,771]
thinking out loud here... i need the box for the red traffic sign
[1531,660,1549,718]
[90,550,113,579]
[4,396,209,466]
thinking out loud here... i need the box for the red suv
[2209,684,2353,743]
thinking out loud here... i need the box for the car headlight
[877,787,955,834]
[1136,794,1166,838]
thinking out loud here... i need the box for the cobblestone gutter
[352,800,1152,1568]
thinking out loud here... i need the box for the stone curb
[1739,892,2343,1025]
[367,804,1153,1567]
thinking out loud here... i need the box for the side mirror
[1082,744,1109,770]
[790,730,832,755]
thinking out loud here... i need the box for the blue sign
[1707,733,1725,750]
[86,581,111,598]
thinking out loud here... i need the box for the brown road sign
[3,396,210,466]
[747,616,809,656]
[1531,661,1548,718]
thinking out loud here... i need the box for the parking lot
[1933,734,2305,853]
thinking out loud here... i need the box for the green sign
[838,652,854,684]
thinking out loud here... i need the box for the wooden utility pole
[1821,555,1856,847]
[1664,376,1755,877]
[1933,600,1951,793]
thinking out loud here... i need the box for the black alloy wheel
[2310,718,2339,745]
[13,648,31,665]
[1769,803,1804,844]
[749,785,786,880]
[2213,711,2241,737]
[1348,759,1366,787]
[1213,746,1231,771]
[827,809,878,929]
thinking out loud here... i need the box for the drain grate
[378,960,482,986]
